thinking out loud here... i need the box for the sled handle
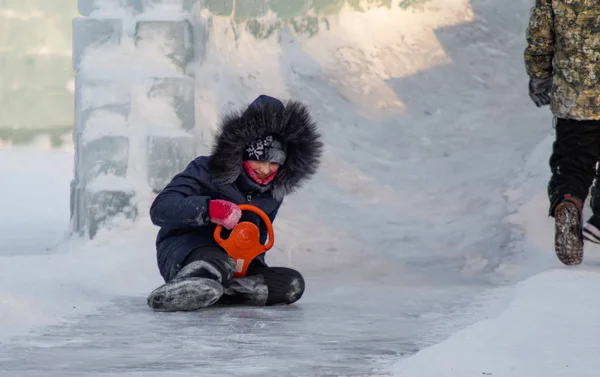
[213,204,275,250]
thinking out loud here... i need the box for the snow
[384,269,600,377]
[0,148,71,258]
[0,146,157,339]
[3,0,600,375]
[382,134,600,377]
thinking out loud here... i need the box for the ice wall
[71,0,198,238]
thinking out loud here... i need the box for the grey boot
[147,277,223,312]
[147,261,228,312]
[218,276,269,306]
[217,267,305,306]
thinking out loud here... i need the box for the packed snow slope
[189,0,550,281]
[0,0,574,376]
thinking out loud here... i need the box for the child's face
[246,160,280,179]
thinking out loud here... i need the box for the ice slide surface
[0,0,557,376]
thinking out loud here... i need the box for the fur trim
[208,98,323,200]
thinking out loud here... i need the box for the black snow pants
[590,162,600,217]
[182,246,305,306]
[548,118,600,216]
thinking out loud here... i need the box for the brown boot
[554,194,584,266]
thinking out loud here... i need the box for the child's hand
[208,200,242,230]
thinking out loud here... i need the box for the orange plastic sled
[214,204,275,278]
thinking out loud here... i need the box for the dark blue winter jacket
[149,94,323,282]
[150,156,282,282]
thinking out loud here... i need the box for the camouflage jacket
[524,0,600,120]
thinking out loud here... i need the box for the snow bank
[383,134,600,377]
[0,220,159,340]
[0,147,159,340]
[192,0,473,133]
[384,269,600,377]
[0,148,72,255]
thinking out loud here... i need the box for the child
[146,95,323,312]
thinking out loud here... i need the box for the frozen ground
[0,146,491,376]
[2,0,596,376]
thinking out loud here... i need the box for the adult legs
[583,163,600,244]
[548,118,600,264]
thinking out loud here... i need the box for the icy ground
[0,147,491,377]
[3,0,600,376]
[5,134,600,377]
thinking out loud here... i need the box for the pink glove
[209,200,241,230]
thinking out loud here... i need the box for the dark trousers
[590,162,600,216]
[548,118,600,216]
[182,246,305,306]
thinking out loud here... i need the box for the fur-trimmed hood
[207,95,323,200]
